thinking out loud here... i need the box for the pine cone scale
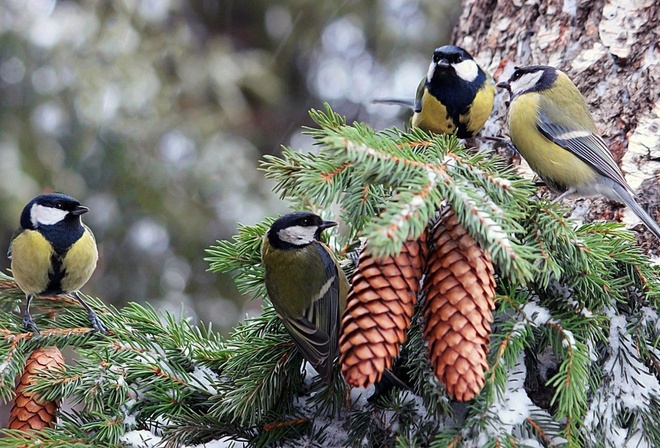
[8,346,65,432]
[340,233,427,387]
[423,207,495,402]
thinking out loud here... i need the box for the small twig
[263,418,310,431]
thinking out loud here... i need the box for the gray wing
[279,243,341,382]
[306,243,341,380]
[281,315,330,372]
[414,77,426,113]
[314,243,341,365]
[537,113,631,193]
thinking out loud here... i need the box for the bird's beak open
[319,220,338,231]
[71,205,90,216]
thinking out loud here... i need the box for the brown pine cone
[8,346,64,432]
[340,233,427,388]
[424,207,496,401]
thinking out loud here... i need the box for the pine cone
[0,278,18,289]
[424,207,496,401]
[340,234,427,387]
[8,346,64,432]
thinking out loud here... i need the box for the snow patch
[191,365,220,395]
[479,354,554,443]
[605,315,660,410]
[585,312,660,446]
[120,430,162,447]
[521,302,553,326]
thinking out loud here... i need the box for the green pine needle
[0,106,659,446]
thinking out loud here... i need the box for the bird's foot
[88,310,108,334]
[22,313,40,334]
[71,291,109,334]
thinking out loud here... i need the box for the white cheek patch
[31,203,68,227]
[278,225,317,246]
[510,71,544,96]
[427,61,435,83]
[453,59,479,82]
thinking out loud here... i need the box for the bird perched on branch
[8,193,107,333]
[261,212,349,382]
[374,45,495,138]
[498,65,660,240]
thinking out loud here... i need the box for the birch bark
[454,0,660,248]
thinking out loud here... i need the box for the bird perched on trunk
[8,193,107,333]
[374,45,495,138]
[261,212,349,382]
[498,65,660,240]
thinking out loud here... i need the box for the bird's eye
[456,55,463,63]
[301,218,310,226]
[55,203,63,209]
[432,54,440,63]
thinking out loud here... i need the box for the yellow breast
[412,90,456,135]
[509,93,596,190]
[60,228,98,293]
[462,82,495,135]
[10,228,98,295]
[62,229,99,292]
[413,83,494,137]
[10,230,55,295]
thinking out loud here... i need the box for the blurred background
[0,0,461,333]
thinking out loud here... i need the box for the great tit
[8,193,108,333]
[261,211,349,382]
[498,65,660,239]
[375,45,495,138]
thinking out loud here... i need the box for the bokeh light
[0,0,461,333]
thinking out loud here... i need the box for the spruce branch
[462,356,562,447]
[210,305,305,428]
[263,106,540,285]
[205,219,271,299]
[1,105,660,446]
[583,309,660,446]
[0,428,118,448]
[487,312,533,398]
[211,106,660,446]
[261,147,353,207]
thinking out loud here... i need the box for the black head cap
[432,45,474,65]
[267,211,337,249]
[20,193,87,230]
[500,65,558,96]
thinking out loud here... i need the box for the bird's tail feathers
[371,98,415,109]
[613,183,660,240]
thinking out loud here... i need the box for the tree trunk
[454,0,660,250]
